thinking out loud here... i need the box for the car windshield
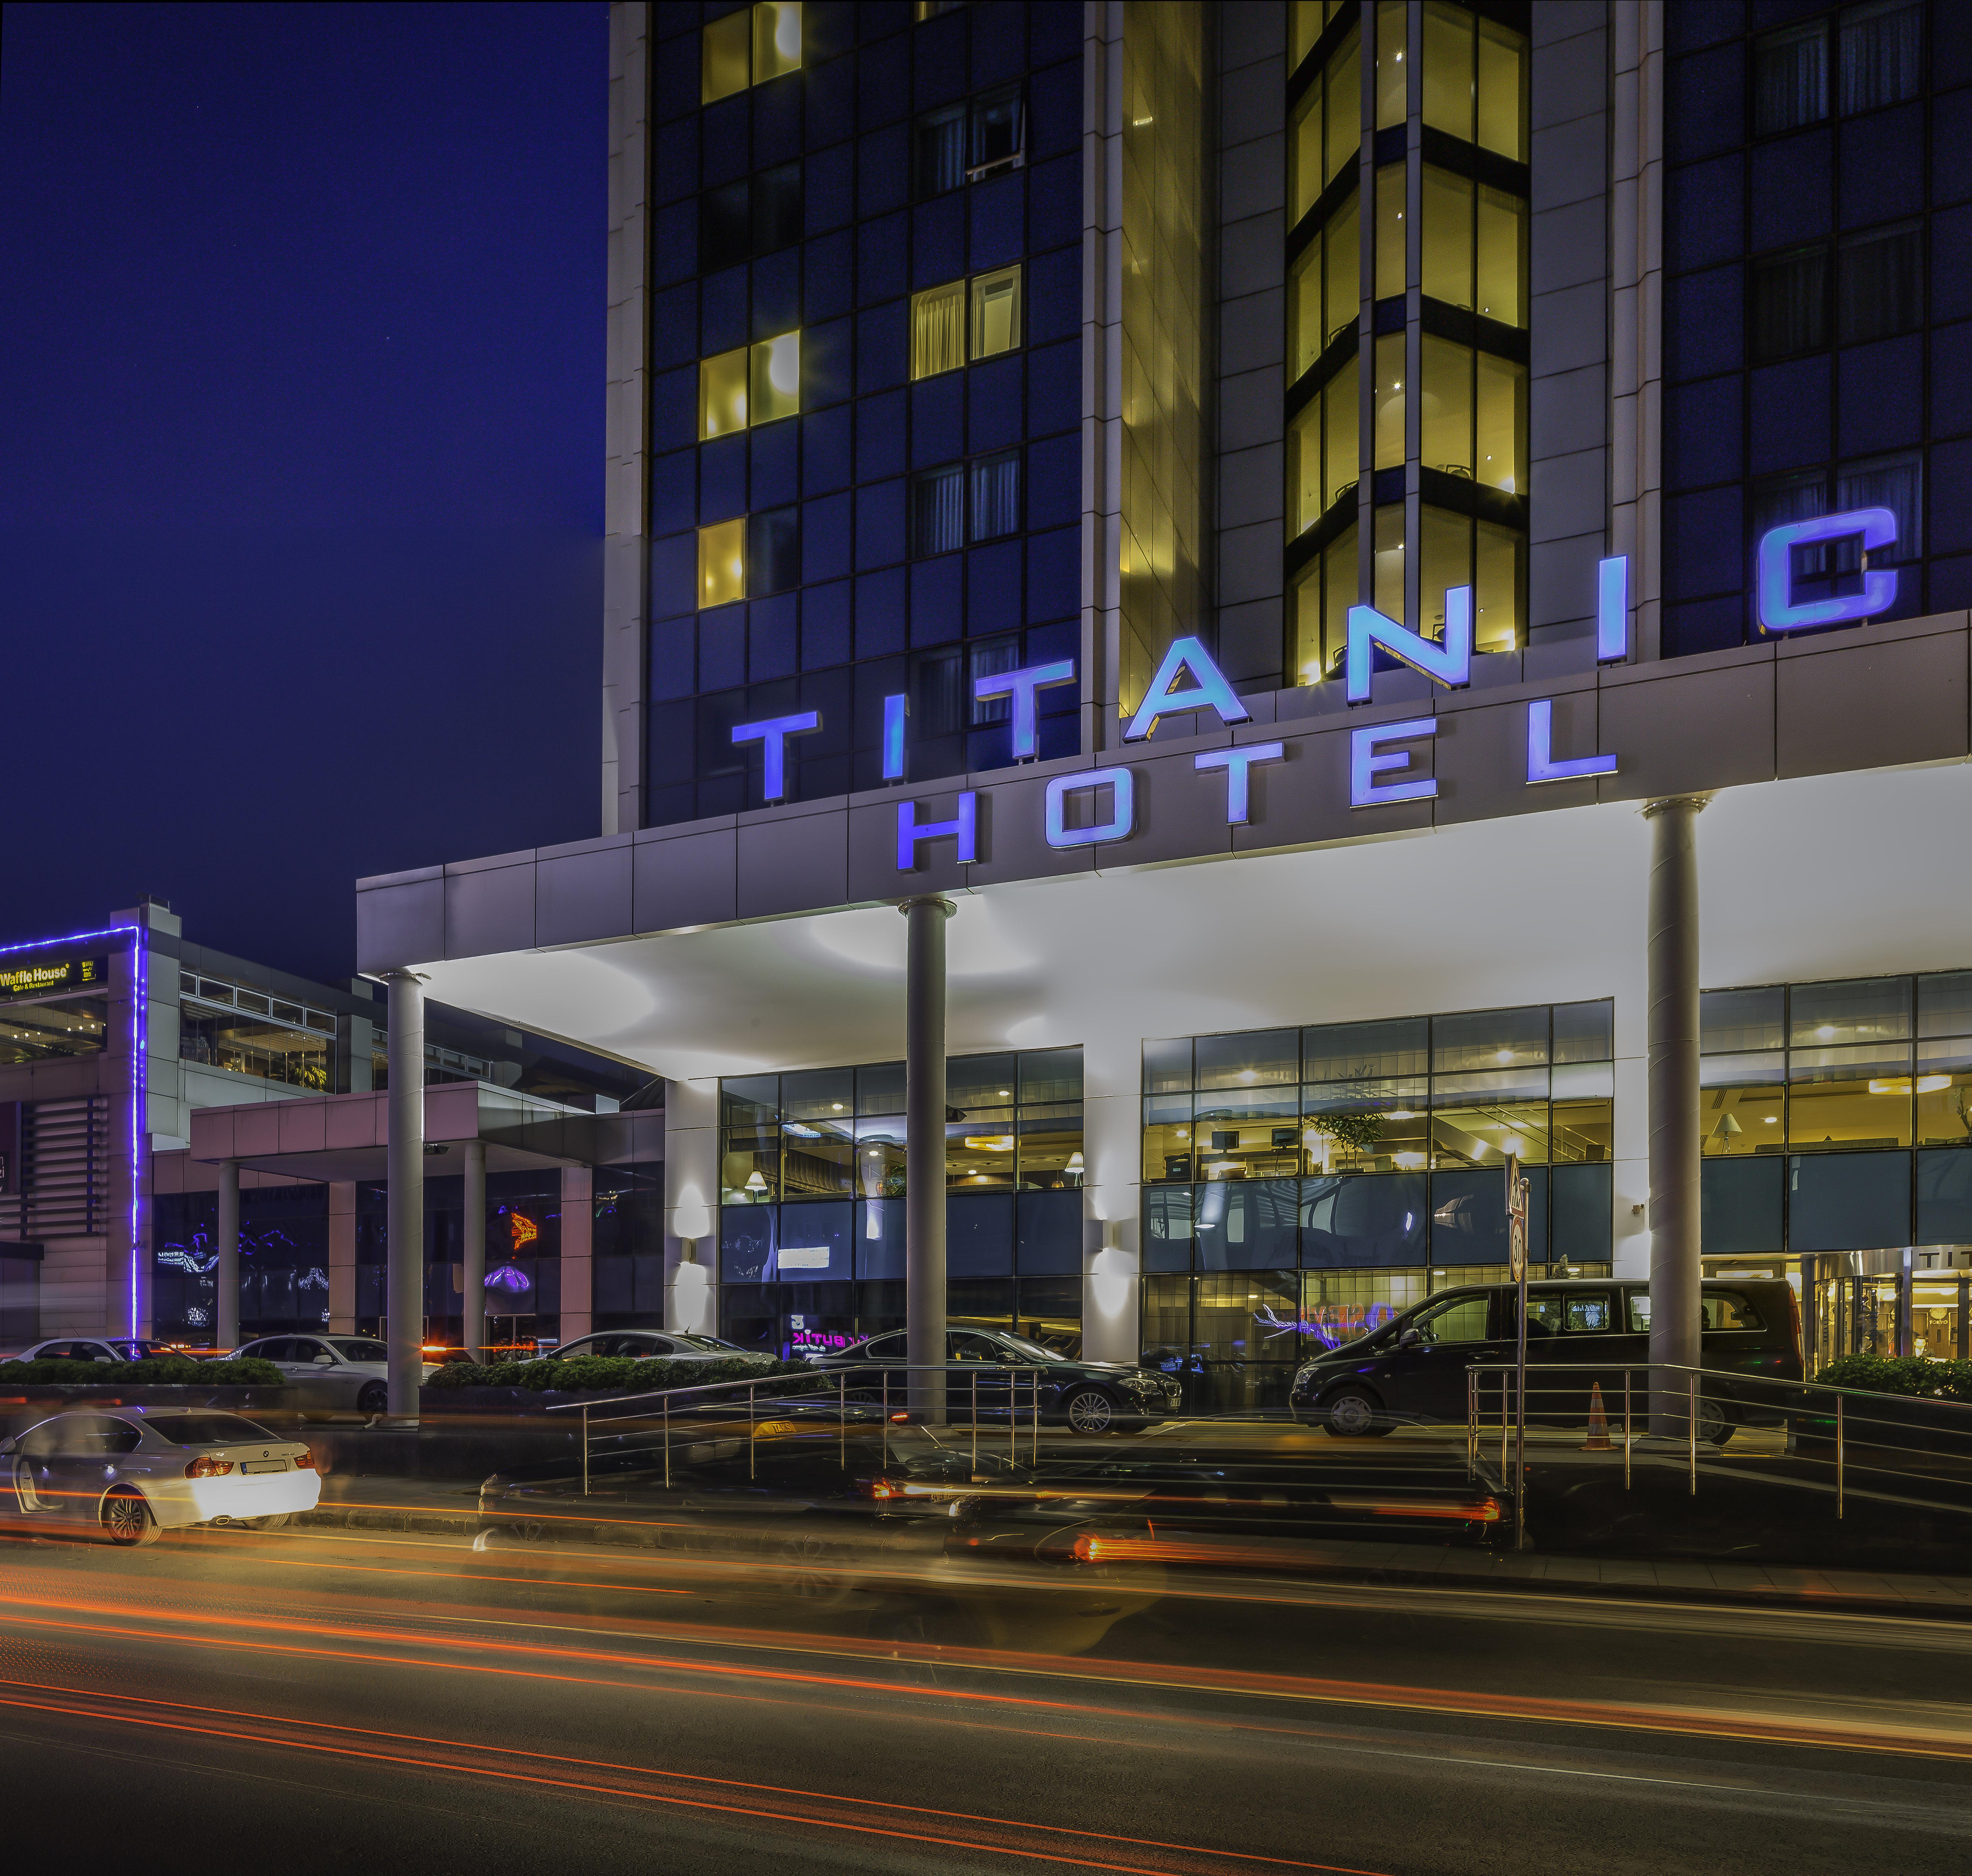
[673,1334,736,1352]
[111,1340,167,1359]
[999,1334,1061,1363]
[147,1413,277,1447]
[329,1338,389,1362]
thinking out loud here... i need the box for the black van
[1289,1278,1802,1441]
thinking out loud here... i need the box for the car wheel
[1695,1398,1734,1446]
[12,1461,39,1515]
[1063,1387,1116,1435]
[777,1533,855,1605]
[1321,1387,1385,1438]
[102,1487,160,1548]
[357,1381,388,1416]
[242,1513,292,1531]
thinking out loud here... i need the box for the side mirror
[315,1354,336,1365]
[1398,1327,1423,1350]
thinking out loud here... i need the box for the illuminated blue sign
[881,694,907,781]
[730,711,821,803]
[1346,590,1472,703]
[1597,556,1629,662]
[1195,742,1285,824]
[1123,637,1252,741]
[1350,718,1438,808]
[1044,768,1135,847]
[1757,506,1898,633]
[1525,699,1616,785]
[896,792,977,869]
[974,658,1076,759]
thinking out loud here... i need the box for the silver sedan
[234,1334,436,1416]
[2,1406,319,1545]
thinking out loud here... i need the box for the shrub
[425,1352,826,1396]
[0,1356,284,1387]
[1813,1353,1972,1405]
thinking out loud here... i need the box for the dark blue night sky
[0,1,609,984]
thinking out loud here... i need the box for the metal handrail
[551,1361,1051,1497]
[1464,1357,1972,1527]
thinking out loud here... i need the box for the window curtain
[1753,22,1828,134]
[1839,1,1922,115]
[1837,224,1922,344]
[911,285,965,378]
[913,464,965,557]
[1837,453,1922,561]
[970,453,1020,541]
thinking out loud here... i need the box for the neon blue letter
[1194,742,1285,825]
[1349,718,1438,808]
[1345,589,1472,703]
[1525,700,1616,785]
[1597,557,1629,662]
[881,693,907,780]
[1757,507,1898,633]
[973,659,1076,759]
[1121,638,1251,742]
[1044,769,1136,847]
[730,710,821,803]
[895,793,977,870]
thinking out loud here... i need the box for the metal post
[1958,1273,1970,1365]
[461,1137,486,1359]
[1897,1248,1913,1358]
[1031,1371,1039,1463]
[582,1404,589,1497]
[1623,1369,1631,1490]
[840,1372,847,1471]
[1643,795,1708,1438]
[749,1383,755,1478]
[1508,1155,1528,1552]
[215,1158,240,1352]
[1499,1372,1508,1484]
[902,896,955,1426]
[664,1394,670,1489]
[1687,1373,1698,1493]
[881,1369,889,1470]
[971,1371,978,1471]
[1466,1368,1476,1482]
[1836,1394,1845,1519]
[383,968,426,1423]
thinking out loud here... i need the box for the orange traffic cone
[1583,1382,1613,1451]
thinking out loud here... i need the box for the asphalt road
[4,1516,1969,1876]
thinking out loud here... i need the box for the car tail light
[293,1451,317,1471]
[862,1478,900,1500]
[1071,1533,1099,1564]
[185,1456,235,1479]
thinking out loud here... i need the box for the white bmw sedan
[2,1407,320,1545]
[234,1334,435,1415]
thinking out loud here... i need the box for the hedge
[1813,1353,1972,1405]
[425,1352,828,1395]
[0,1355,285,1388]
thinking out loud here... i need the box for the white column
[215,1160,240,1350]
[903,896,954,1423]
[560,1164,594,1341]
[460,1142,486,1355]
[664,1077,719,1335]
[383,969,425,1422]
[1080,1026,1142,1365]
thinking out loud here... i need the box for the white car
[4,1337,175,1364]
[2,1406,320,1545]
[538,1330,769,1365]
[233,1334,436,1415]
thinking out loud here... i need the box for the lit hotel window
[698,519,744,609]
[699,332,799,439]
[910,268,1021,381]
[703,1,802,105]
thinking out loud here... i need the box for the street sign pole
[1506,1153,1530,1551]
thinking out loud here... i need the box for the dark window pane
[970,84,1024,175]
[746,507,801,596]
[913,644,965,735]
[967,637,1020,725]
[701,180,751,271]
[1750,245,1828,359]
[752,162,803,255]
[1753,21,1829,134]
[1838,0,1922,116]
[1836,450,1922,558]
[1788,1150,1911,1251]
[1701,1156,1785,1255]
[969,450,1021,541]
[912,462,965,555]
[1300,1173,1428,1267]
[1838,222,1922,343]
[914,104,965,197]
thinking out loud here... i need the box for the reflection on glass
[1374,162,1406,301]
[749,331,800,423]
[1195,1029,1298,1089]
[1373,333,1405,468]
[699,346,748,437]
[1553,1000,1614,1063]
[1788,1042,1914,1149]
[1304,1018,1429,1081]
[1433,1006,1549,1072]
[1704,988,1787,1053]
[1142,1037,1192,1095]
[1789,976,1912,1047]
[698,519,744,609]
[780,1117,854,1196]
[948,1052,1017,1110]
[1918,971,1972,1039]
[752,1,802,83]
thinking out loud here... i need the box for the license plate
[241,1459,288,1474]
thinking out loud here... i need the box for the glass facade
[646,1,1088,823]
[1661,0,1972,652]
[716,1048,1084,1357]
[179,973,335,1092]
[1287,1,1531,687]
[1699,969,1972,1256]
[0,994,108,1065]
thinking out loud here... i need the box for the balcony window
[1289,21,1359,223]
[1289,188,1359,380]
[1420,1,1526,162]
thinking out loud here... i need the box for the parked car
[233,1334,434,1415]
[1,1337,176,1364]
[1,1406,318,1545]
[1290,1278,1802,1441]
[533,1330,768,1365]
[808,1327,1182,1434]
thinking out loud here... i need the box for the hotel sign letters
[716,511,1898,869]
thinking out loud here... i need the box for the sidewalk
[295,1466,1972,1621]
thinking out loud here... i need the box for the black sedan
[807,1327,1182,1434]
